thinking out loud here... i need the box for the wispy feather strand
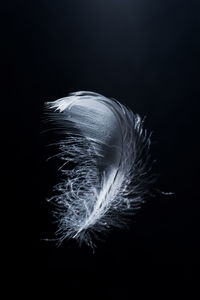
[45,91,153,248]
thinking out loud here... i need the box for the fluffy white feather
[45,91,152,248]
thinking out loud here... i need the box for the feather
[45,91,153,248]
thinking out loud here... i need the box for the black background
[3,0,200,297]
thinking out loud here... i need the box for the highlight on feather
[44,91,154,248]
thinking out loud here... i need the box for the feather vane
[45,91,152,248]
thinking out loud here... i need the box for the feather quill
[45,91,153,248]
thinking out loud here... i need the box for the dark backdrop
[3,0,200,297]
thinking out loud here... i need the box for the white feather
[45,91,152,248]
